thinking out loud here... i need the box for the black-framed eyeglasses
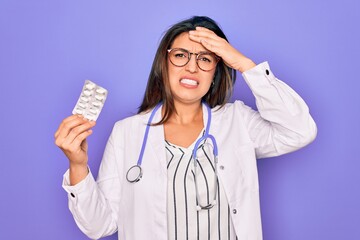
[167,48,220,71]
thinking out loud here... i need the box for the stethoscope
[126,102,219,210]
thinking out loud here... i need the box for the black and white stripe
[165,135,238,240]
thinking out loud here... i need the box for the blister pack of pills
[72,80,108,121]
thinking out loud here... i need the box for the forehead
[171,32,206,52]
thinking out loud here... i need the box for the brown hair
[138,16,236,124]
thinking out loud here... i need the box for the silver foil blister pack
[72,80,108,121]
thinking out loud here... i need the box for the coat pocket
[232,142,259,191]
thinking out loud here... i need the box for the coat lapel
[144,103,222,177]
[147,105,167,176]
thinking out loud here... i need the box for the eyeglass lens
[168,48,218,71]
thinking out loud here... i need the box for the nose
[185,53,198,73]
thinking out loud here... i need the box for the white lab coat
[63,62,317,240]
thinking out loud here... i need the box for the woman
[55,16,317,240]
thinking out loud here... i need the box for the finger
[55,117,94,147]
[195,26,209,31]
[73,130,93,151]
[190,34,223,54]
[69,121,96,144]
[61,121,96,147]
[189,32,217,43]
[62,129,93,155]
[80,137,88,152]
[189,28,219,41]
[189,32,223,48]
[199,38,217,53]
[195,26,214,33]
[188,34,216,49]
[60,129,90,155]
[55,118,82,145]
[59,116,89,139]
[194,26,216,35]
[55,115,82,138]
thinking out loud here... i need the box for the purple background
[1,0,359,239]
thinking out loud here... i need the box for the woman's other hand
[189,27,256,73]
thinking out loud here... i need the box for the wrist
[69,162,88,171]
[236,58,256,73]
[69,163,89,185]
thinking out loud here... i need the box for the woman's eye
[174,53,186,58]
[199,55,212,63]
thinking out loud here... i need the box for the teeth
[181,79,198,86]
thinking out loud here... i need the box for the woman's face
[167,32,216,106]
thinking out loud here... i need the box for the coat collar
[141,103,221,173]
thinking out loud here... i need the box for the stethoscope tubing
[126,102,219,210]
[136,103,162,166]
[126,103,161,183]
[192,103,218,160]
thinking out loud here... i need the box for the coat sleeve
[238,61,317,159]
[62,123,124,239]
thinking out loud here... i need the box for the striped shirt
[165,131,238,240]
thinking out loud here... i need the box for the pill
[84,113,92,120]
[89,108,98,115]
[83,90,92,96]
[81,96,89,102]
[95,94,104,101]
[85,82,96,90]
[92,101,102,107]
[78,102,86,108]
[96,88,106,94]
[75,108,83,114]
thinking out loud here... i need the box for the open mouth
[180,78,198,86]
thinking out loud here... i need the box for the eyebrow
[172,47,214,55]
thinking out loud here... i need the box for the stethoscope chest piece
[126,165,143,183]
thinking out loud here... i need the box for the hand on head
[188,27,256,73]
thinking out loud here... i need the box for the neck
[170,101,203,125]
